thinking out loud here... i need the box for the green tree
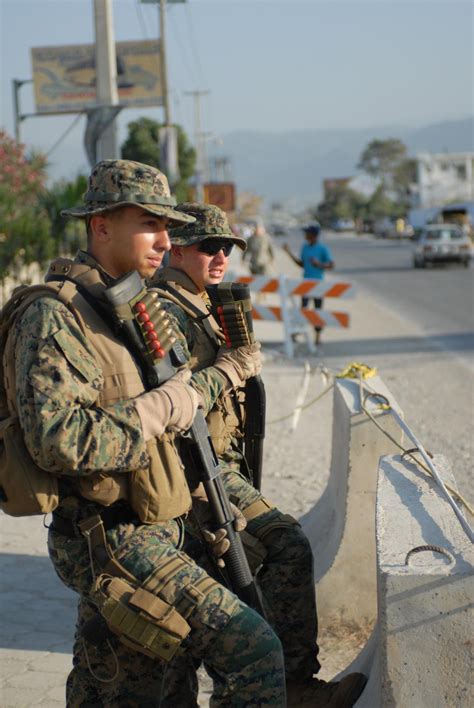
[121,117,196,202]
[357,138,408,187]
[357,138,416,218]
[392,157,417,209]
[366,185,399,220]
[41,174,88,256]
[315,184,367,227]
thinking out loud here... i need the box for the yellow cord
[336,362,377,380]
[267,360,473,517]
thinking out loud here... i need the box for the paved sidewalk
[0,516,76,707]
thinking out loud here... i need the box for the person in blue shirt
[283,222,334,345]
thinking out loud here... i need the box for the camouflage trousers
[52,470,319,706]
[48,510,285,707]
[156,469,321,706]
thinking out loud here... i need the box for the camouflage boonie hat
[169,202,246,251]
[61,159,195,226]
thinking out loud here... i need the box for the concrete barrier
[299,375,472,706]
[301,376,404,627]
[353,453,473,707]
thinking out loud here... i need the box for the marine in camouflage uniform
[150,204,365,707]
[243,222,275,276]
[8,161,287,707]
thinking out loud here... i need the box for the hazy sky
[1,0,472,182]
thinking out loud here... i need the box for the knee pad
[240,530,268,573]
[240,500,301,571]
[244,499,300,544]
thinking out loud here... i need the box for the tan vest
[154,268,245,456]
[6,258,191,523]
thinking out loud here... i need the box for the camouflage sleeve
[14,298,149,476]
[158,299,226,415]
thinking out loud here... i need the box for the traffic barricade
[234,274,355,356]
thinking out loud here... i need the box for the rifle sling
[154,282,221,349]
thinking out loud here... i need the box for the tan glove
[214,342,262,390]
[134,369,200,441]
[192,494,247,567]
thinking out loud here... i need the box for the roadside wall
[301,376,404,626]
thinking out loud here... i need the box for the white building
[416,151,474,208]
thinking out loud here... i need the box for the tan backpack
[0,284,63,516]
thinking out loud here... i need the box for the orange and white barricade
[234,274,354,357]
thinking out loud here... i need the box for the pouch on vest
[129,436,192,524]
[78,473,129,507]
[92,574,191,662]
[207,398,243,456]
[0,416,59,516]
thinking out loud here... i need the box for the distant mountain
[212,117,474,208]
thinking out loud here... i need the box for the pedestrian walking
[244,221,275,276]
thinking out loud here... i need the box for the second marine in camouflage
[152,202,366,707]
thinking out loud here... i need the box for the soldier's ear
[89,215,111,242]
[170,245,182,259]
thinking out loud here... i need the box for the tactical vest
[2,258,191,523]
[154,268,245,456]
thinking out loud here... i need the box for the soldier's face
[91,206,171,279]
[170,243,229,292]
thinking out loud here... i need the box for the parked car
[412,224,471,268]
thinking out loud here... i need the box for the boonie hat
[169,202,247,250]
[61,159,195,226]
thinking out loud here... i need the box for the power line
[184,2,205,87]
[134,0,149,39]
[168,5,200,87]
[185,89,211,199]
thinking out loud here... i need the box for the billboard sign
[203,183,236,212]
[31,40,163,114]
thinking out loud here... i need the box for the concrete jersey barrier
[353,453,473,707]
[300,375,404,627]
[303,376,472,706]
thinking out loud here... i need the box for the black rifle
[104,271,263,614]
[206,282,266,491]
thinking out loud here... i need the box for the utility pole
[93,0,119,159]
[159,0,171,125]
[212,156,231,182]
[141,0,185,124]
[12,79,33,143]
[140,0,181,184]
[185,90,210,201]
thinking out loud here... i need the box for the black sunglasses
[197,239,234,257]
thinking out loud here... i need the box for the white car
[413,224,471,268]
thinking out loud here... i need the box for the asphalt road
[330,234,474,336]
[284,230,474,368]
